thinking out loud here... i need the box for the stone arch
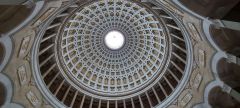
[210,25,240,57]
[208,86,240,108]
[179,0,240,19]
[0,5,33,34]
[217,58,240,91]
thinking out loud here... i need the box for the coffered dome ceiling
[58,0,170,96]
[32,0,192,107]
[3,0,240,108]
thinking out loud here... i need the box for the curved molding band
[0,36,13,73]
[0,73,24,108]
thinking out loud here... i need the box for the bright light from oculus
[104,31,125,50]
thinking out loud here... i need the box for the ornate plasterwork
[33,8,56,27]
[17,65,28,86]
[187,23,202,41]
[161,0,183,15]
[179,92,193,107]
[26,91,41,107]
[31,0,194,107]
[161,2,216,107]
[192,73,203,90]
[18,36,31,58]
[198,49,205,67]
[0,0,218,108]
[1,25,53,108]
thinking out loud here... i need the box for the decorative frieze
[193,73,202,89]
[179,92,192,107]
[18,36,31,58]
[17,65,28,86]
[187,23,202,41]
[198,49,205,67]
[159,0,184,16]
[26,91,40,106]
[33,8,56,27]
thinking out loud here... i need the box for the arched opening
[0,5,33,34]
[0,82,6,106]
[179,0,240,19]
[210,25,240,57]
[208,86,240,108]
[217,58,240,92]
[0,43,4,65]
